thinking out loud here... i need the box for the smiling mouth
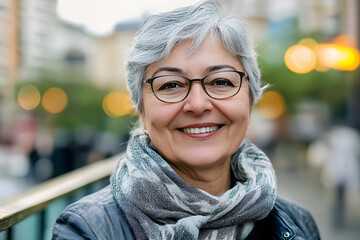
[180,125,222,134]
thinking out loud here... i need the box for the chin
[177,151,229,168]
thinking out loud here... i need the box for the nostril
[183,86,213,114]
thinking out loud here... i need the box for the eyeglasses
[142,70,247,103]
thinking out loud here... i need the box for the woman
[53,0,320,239]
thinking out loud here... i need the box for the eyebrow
[205,64,237,73]
[152,67,183,78]
[151,64,237,78]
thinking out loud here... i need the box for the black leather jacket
[52,186,320,239]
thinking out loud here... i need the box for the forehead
[146,35,243,77]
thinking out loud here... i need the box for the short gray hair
[126,0,264,112]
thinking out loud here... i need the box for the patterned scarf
[111,129,276,239]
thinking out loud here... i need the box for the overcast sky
[56,0,199,36]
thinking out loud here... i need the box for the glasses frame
[142,70,248,103]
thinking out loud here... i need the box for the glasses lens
[204,71,241,99]
[152,75,189,102]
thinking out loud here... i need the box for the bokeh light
[258,91,286,119]
[298,38,319,49]
[314,63,330,72]
[284,45,317,74]
[18,85,41,110]
[42,88,68,114]
[316,43,360,71]
[103,91,135,118]
[298,38,330,72]
[286,35,360,73]
[332,35,357,48]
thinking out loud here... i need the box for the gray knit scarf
[111,129,276,240]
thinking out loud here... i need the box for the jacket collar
[246,203,295,240]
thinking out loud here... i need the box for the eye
[210,78,234,87]
[159,81,184,90]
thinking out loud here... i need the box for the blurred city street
[2,149,360,239]
[276,166,360,240]
[1,0,360,239]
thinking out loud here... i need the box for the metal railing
[0,154,121,240]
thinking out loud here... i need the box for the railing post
[0,155,121,235]
[39,210,46,240]
[6,228,12,240]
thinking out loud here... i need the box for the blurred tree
[257,36,355,120]
[15,69,137,136]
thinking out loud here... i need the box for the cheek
[232,108,250,128]
[221,97,251,124]
[148,110,170,129]
[227,102,251,146]
[235,93,251,123]
[142,101,179,132]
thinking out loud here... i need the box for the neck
[168,161,232,196]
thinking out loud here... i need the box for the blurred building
[91,21,139,89]
[0,0,94,132]
[0,0,20,125]
[18,0,94,79]
[225,0,358,43]
[19,0,58,77]
[298,0,339,35]
[0,0,20,86]
[298,0,359,44]
[223,0,269,42]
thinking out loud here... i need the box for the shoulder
[52,185,135,240]
[247,197,321,239]
[273,197,321,239]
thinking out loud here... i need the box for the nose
[183,82,213,115]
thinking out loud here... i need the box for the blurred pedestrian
[323,125,360,227]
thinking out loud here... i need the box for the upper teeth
[182,126,219,134]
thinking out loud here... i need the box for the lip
[180,122,221,128]
[177,123,223,139]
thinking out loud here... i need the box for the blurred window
[64,50,85,64]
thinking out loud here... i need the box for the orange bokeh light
[298,38,319,49]
[332,35,357,48]
[42,88,68,114]
[285,35,359,73]
[258,91,286,119]
[316,44,360,71]
[18,85,41,110]
[103,91,135,118]
[285,45,317,74]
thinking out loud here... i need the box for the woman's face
[141,35,251,172]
